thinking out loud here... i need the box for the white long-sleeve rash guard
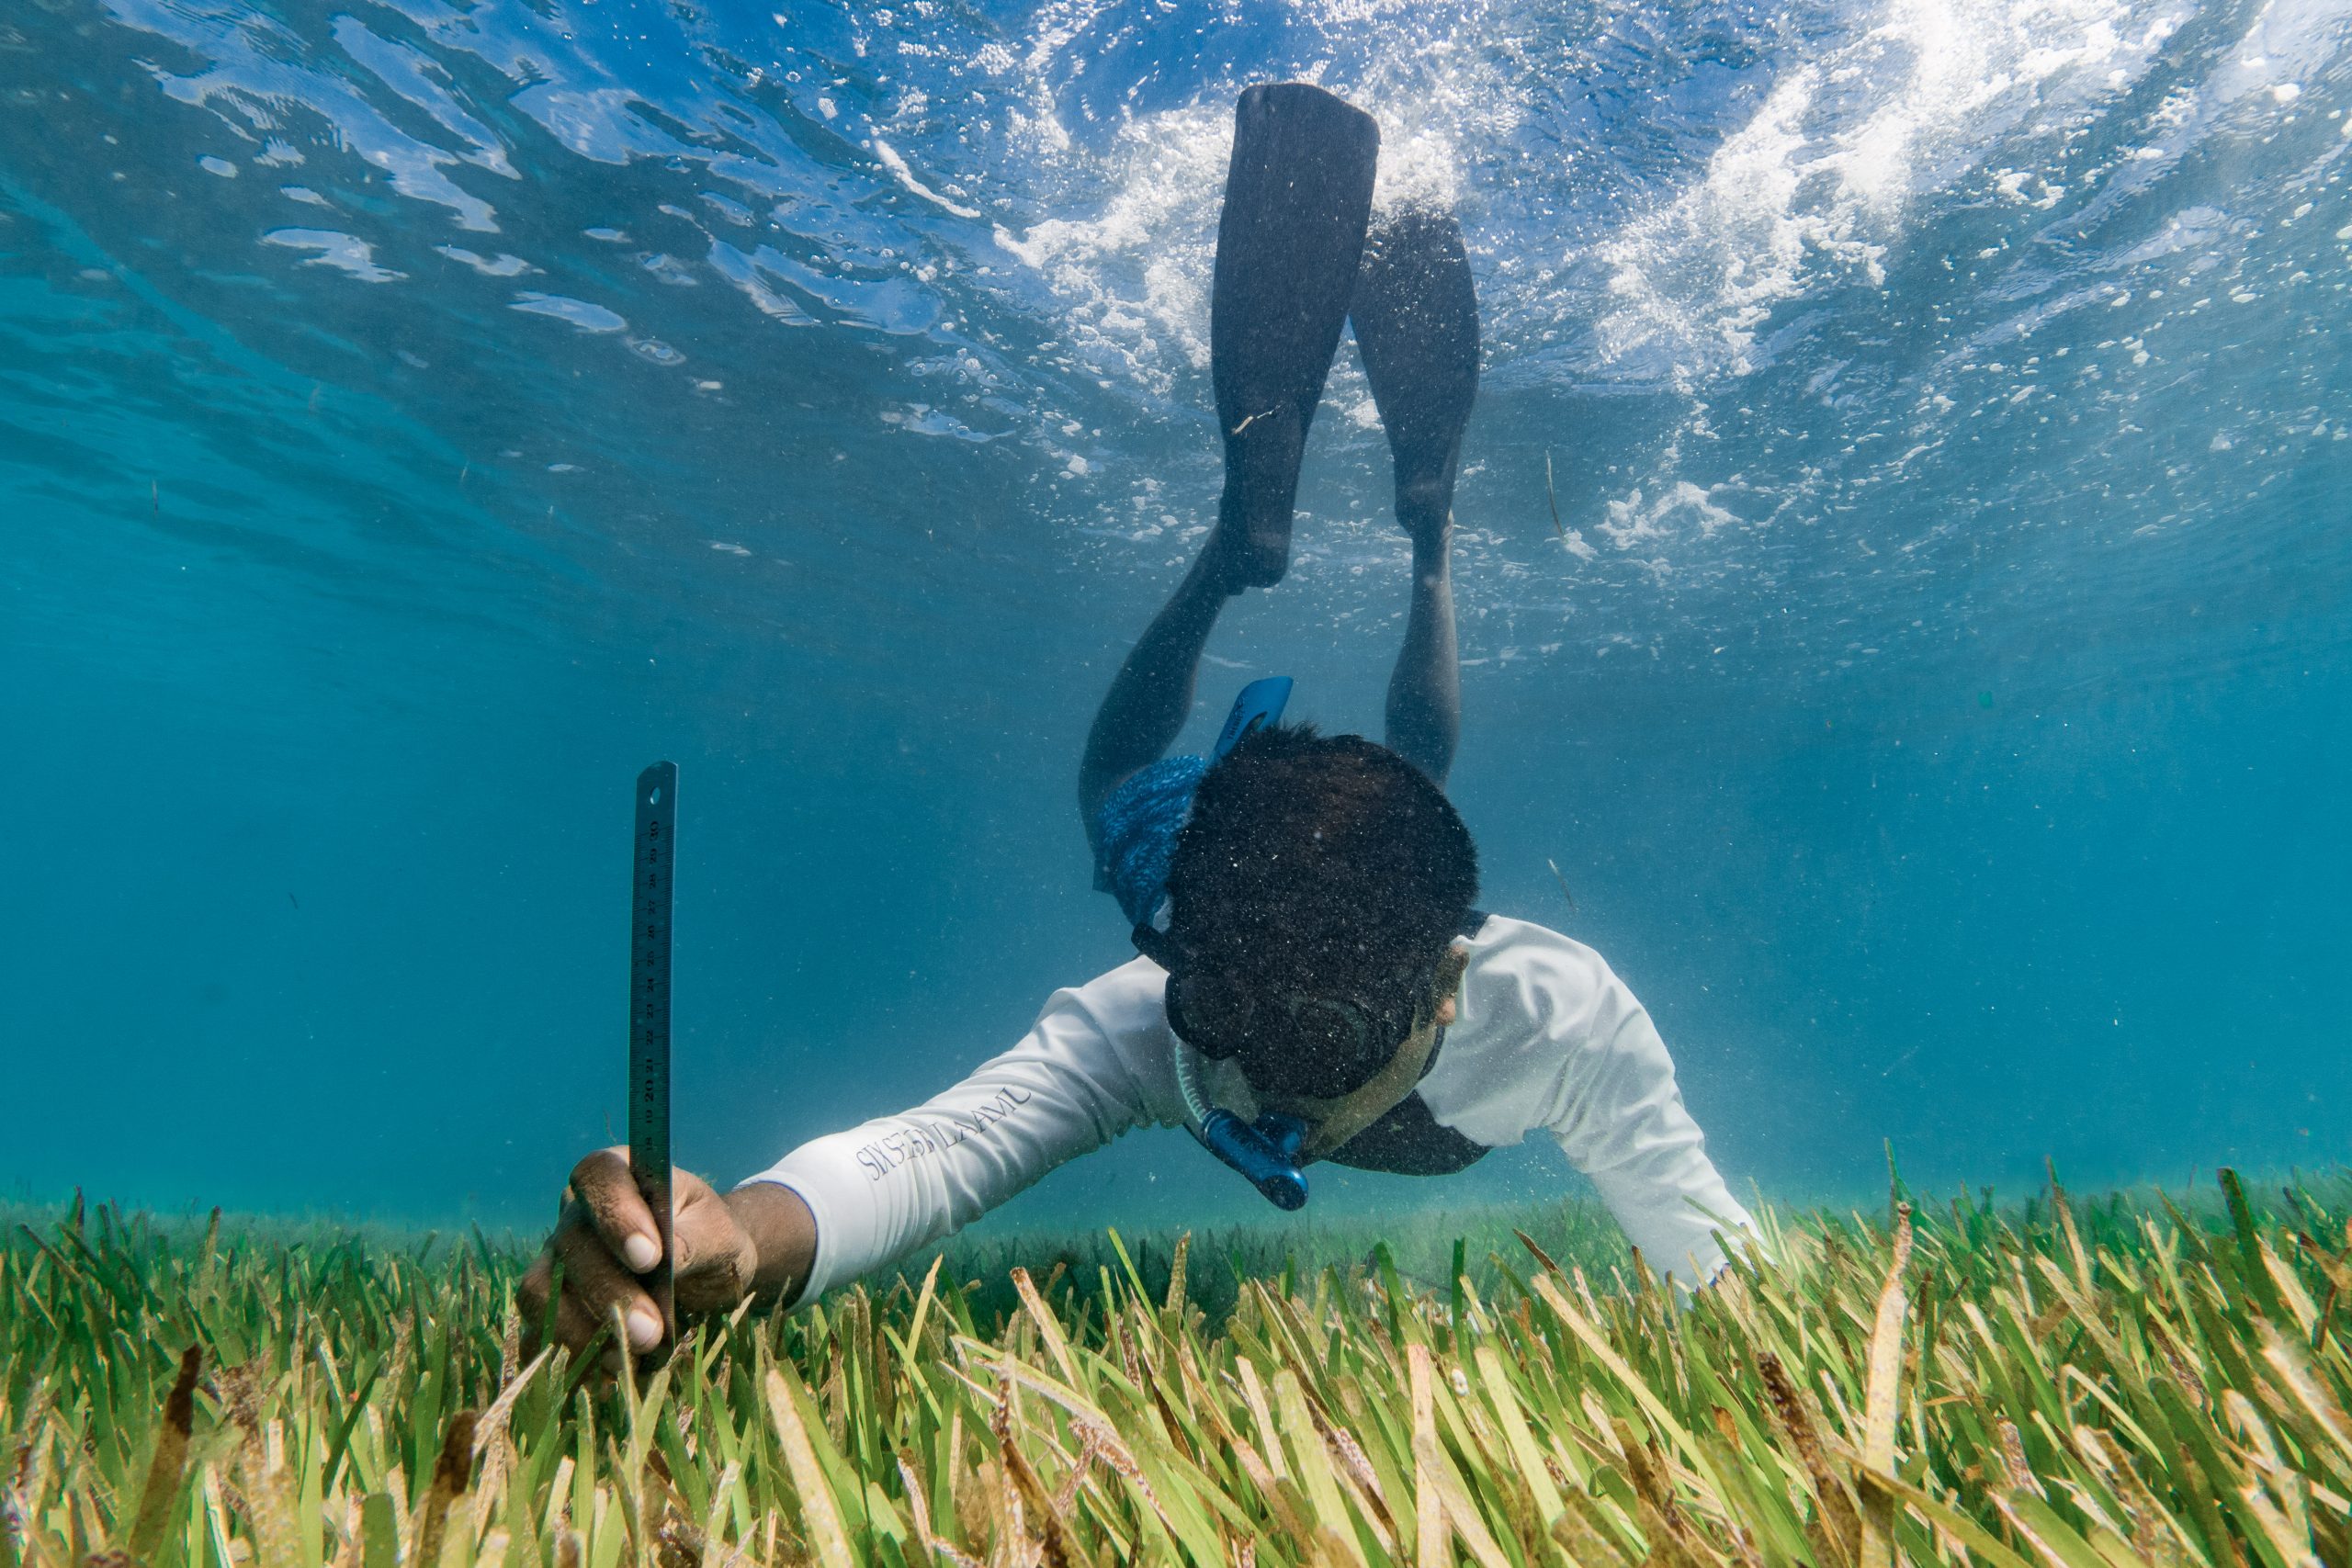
[740,914,1755,1301]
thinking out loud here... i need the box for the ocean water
[3,0,2346,1240]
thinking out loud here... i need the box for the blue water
[4,0,2347,1236]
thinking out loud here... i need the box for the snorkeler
[518,84,1755,1356]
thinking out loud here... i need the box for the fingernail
[627,1306,662,1348]
[623,1234,660,1272]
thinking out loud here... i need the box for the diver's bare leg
[1385,495,1460,785]
[1353,209,1477,787]
[1078,543,1238,836]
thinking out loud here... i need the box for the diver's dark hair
[1163,723,1479,995]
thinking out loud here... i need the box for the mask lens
[1280,994,1372,1059]
[1243,993,1397,1098]
[1139,923,1445,1094]
[1167,975,1256,1060]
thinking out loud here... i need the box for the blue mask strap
[1213,676,1293,760]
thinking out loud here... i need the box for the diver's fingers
[515,1250,555,1337]
[675,1260,753,1314]
[548,1285,605,1357]
[672,1182,755,1313]
[517,1247,611,1356]
[571,1146,662,1273]
[552,1202,664,1349]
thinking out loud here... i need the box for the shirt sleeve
[1515,940,1755,1285]
[735,969,1168,1303]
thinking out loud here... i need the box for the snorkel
[1150,676,1316,1210]
[1173,1040,1311,1209]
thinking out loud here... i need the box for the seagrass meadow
[5,1172,2349,1568]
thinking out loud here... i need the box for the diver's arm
[1532,958,1753,1285]
[720,1182,820,1306]
[1079,545,1236,837]
[1384,514,1459,785]
[736,972,1163,1304]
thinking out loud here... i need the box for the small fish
[288,892,300,909]
[1547,857,1577,913]
[1544,452,1566,544]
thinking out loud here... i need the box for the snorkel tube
[1169,676,1315,1210]
[1174,1043,1310,1209]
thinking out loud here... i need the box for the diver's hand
[516,1148,757,1355]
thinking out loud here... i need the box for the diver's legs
[1386,519,1460,786]
[1078,543,1232,837]
[1079,84,1378,833]
[1352,209,1479,786]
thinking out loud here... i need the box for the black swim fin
[1210,83,1379,589]
[1351,209,1479,536]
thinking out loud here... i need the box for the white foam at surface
[995,101,1232,394]
[109,0,506,234]
[262,229,405,282]
[1598,482,1740,550]
[873,138,983,219]
[509,292,628,333]
[1597,70,1828,386]
[71,0,2352,653]
[990,2,1510,400]
[881,404,995,441]
[514,84,687,166]
[699,193,755,229]
[332,14,517,181]
[435,245,535,277]
[1592,0,2188,387]
[705,240,811,323]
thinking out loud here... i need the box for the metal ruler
[628,761,677,1339]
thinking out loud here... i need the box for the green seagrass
[3,1170,2346,1567]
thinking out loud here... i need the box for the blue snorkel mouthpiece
[1193,1109,1311,1210]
